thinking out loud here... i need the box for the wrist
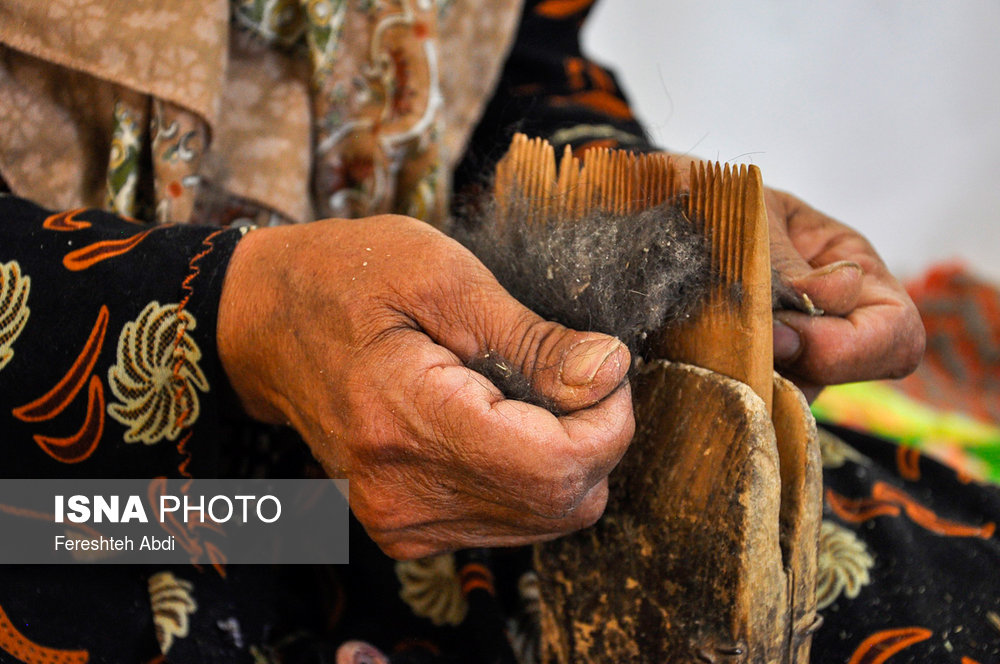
[216,225,292,425]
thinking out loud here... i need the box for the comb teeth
[668,161,773,411]
[493,134,773,410]
[496,135,681,223]
[686,162,750,292]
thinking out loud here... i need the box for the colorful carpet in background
[812,263,1000,485]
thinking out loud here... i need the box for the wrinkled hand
[217,215,634,559]
[766,188,926,401]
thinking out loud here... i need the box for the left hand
[765,188,926,401]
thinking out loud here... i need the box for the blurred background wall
[583,1,1000,282]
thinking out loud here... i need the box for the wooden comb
[493,134,822,663]
[494,133,773,408]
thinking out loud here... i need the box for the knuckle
[534,469,588,518]
[503,314,556,373]
[573,486,609,530]
[604,399,636,453]
[889,319,926,379]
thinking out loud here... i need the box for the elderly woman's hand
[217,215,634,559]
[766,188,926,401]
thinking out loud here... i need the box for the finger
[403,358,633,519]
[557,380,635,488]
[769,199,865,315]
[778,372,824,404]
[775,297,925,386]
[402,237,631,412]
[483,379,631,517]
[769,205,820,283]
[785,261,865,316]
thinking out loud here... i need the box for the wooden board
[772,374,823,663]
[536,361,788,663]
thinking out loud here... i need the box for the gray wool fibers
[454,198,714,355]
[451,197,714,411]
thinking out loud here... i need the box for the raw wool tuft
[451,193,714,413]
[452,195,714,357]
[465,351,558,413]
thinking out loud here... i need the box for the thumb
[771,231,864,367]
[471,298,631,412]
[410,251,630,412]
[769,197,864,316]
[769,203,865,367]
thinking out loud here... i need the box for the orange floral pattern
[0,603,89,664]
[826,481,996,539]
[32,374,105,464]
[534,0,594,19]
[12,305,108,422]
[895,445,922,481]
[847,627,932,664]
[42,209,92,231]
[63,229,156,271]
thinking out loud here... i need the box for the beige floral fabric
[0,0,229,126]
[205,30,314,224]
[395,553,469,626]
[307,0,447,221]
[0,0,522,228]
[0,49,123,211]
[149,571,198,655]
[815,520,875,610]
[437,2,522,177]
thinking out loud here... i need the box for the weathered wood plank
[537,361,788,663]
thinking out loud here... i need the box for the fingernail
[560,337,625,387]
[814,260,863,277]
[773,319,801,362]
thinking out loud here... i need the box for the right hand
[217,215,634,559]
[765,188,925,402]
